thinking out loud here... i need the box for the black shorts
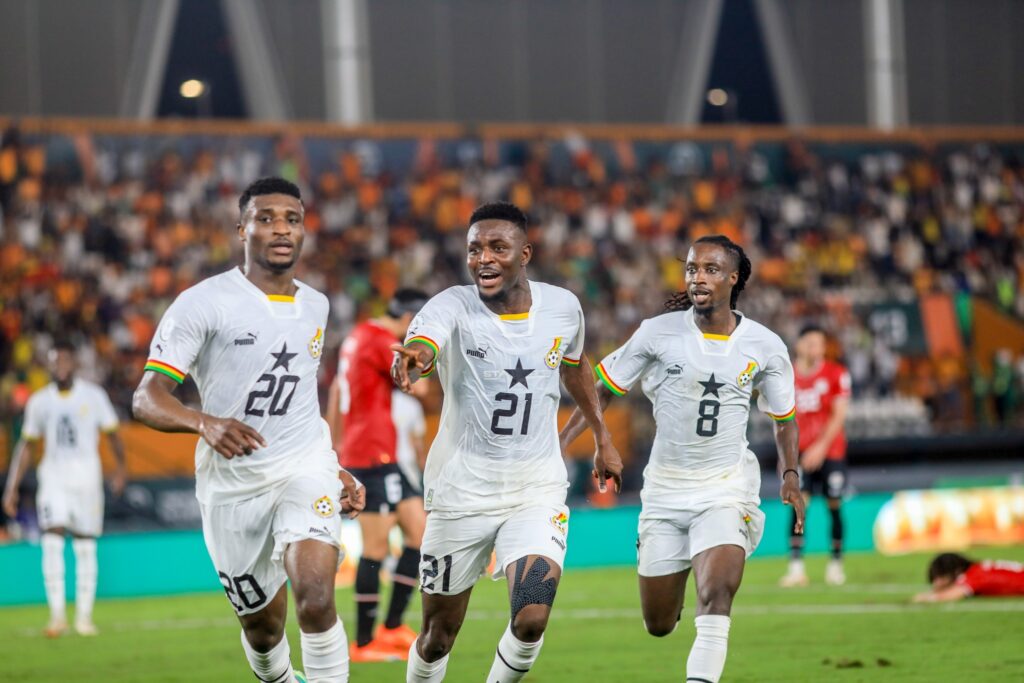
[348,464,420,515]
[800,459,848,500]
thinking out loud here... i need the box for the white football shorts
[37,482,104,537]
[419,504,570,596]
[199,467,343,616]
[637,499,765,577]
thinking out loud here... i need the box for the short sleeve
[403,289,459,377]
[755,344,797,422]
[144,289,212,384]
[835,366,852,398]
[595,322,654,396]
[96,386,119,432]
[21,393,45,440]
[561,295,586,366]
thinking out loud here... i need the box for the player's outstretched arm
[561,354,623,493]
[390,343,434,393]
[1,439,40,518]
[774,419,805,533]
[912,585,970,603]
[132,372,266,459]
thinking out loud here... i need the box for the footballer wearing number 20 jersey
[145,266,336,506]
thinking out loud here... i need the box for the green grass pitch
[2,549,1022,681]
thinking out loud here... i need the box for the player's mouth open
[270,241,293,255]
[478,270,502,286]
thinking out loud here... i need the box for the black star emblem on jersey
[505,359,534,389]
[699,373,724,398]
[270,343,297,372]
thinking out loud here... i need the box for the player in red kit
[326,289,430,662]
[780,325,851,587]
[914,553,1024,602]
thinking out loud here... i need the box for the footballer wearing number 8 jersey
[392,202,622,683]
[562,235,805,683]
[133,177,365,683]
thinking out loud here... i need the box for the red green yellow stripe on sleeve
[561,356,581,367]
[406,335,439,357]
[595,362,627,396]
[144,359,186,384]
[769,406,797,422]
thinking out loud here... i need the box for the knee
[511,605,550,643]
[696,582,735,614]
[643,614,679,638]
[293,585,337,631]
[243,616,286,652]
[418,622,458,662]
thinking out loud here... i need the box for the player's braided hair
[665,235,752,312]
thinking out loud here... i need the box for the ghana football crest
[312,495,335,518]
[544,337,564,368]
[737,361,758,387]
[308,327,324,359]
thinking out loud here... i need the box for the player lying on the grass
[391,201,623,683]
[2,339,127,638]
[561,235,805,683]
[913,553,1024,602]
[133,177,365,683]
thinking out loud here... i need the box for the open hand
[199,415,266,459]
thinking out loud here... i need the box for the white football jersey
[597,309,795,494]
[146,267,335,505]
[392,389,426,490]
[22,379,118,490]
[404,281,584,516]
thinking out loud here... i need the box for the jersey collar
[688,308,748,356]
[477,280,541,338]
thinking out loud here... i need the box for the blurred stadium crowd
[1,123,1023,438]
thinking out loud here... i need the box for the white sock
[300,618,349,683]
[487,622,544,683]
[240,630,295,683]
[407,638,449,683]
[41,533,66,623]
[686,615,730,683]
[72,538,97,625]
[789,559,806,574]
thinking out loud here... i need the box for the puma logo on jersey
[466,347,487,359]
[234,332,258,346]
[666,364,682,375]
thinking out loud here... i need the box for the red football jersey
[957,560,1024,597]
[337,321,398,469]
[794,360,851,459]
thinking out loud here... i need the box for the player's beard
[255,250,298,274]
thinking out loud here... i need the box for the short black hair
[52,338,75,353]
[387,288,430,318]
[469,201,528,233]
[238,177,302,215]
[799,324,827,338]
[928,553,973,583]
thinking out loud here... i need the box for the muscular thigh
[419,514,499,596]
[639,569,690,623]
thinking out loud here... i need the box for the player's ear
[520,241,533,267]
[236,222,245,242]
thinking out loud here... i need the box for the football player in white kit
[3,340,127,637]
[561,235,806,683]
[391,202,623,683]
[132,178,365,683]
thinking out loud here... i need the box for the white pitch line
[13,600,1024,638]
